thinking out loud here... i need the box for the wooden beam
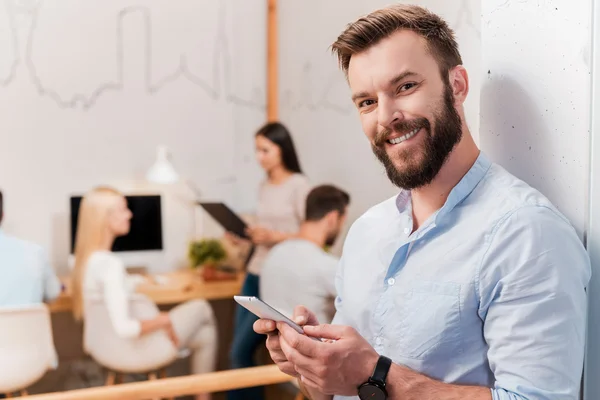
[26,365,293,400]
[267,0,278,121]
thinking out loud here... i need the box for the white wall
[480,0,591,238]
[0,0,266,273]
[278,0,481,254]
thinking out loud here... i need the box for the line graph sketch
[280,63,353,115]
[0,0,481,116]
[0,0,19,87]
[0,0,268,110]
[454,0,480,36]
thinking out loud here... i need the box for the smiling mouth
[387,127,420,145]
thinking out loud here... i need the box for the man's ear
[449,65,469,105]
[324,210,340,227]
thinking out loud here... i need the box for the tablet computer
[199,202,250,239]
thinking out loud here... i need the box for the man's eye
[399,82,417,92]
[359,99,376,108]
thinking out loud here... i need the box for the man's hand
[278,323,379,396]
[253,306,320,377]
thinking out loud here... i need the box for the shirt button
[387,278,396,286]
[375,337,383,345]
[403,227,410,234]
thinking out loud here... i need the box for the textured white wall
[480,0,591,238]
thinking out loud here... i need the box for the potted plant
[188,239,232,281]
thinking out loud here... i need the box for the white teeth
[388,128,420,145]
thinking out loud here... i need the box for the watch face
[358,384,386,400]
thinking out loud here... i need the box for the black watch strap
[371,355,392,385]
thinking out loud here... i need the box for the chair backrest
[83,294,178,373]
[0,304,57,392]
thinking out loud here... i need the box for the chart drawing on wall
[454,0,479,35]
[280,63,353,115]
[0,0,266,111]
[0,0,18,87]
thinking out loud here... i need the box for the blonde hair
[331,4,462,78]
[71,186,123,321]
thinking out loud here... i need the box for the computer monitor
[70,194,164,253]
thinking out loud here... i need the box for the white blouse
[83,251,145,338]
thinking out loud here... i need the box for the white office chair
[83,294,186,387]
[0,304,57,396]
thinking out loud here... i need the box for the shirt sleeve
[478,206,590,400]
[100,258,142,339]
[40,248,61,302]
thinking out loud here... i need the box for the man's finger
[293,305,319,326]
[270,351,287,362]
[254,319,276,334]
[279,337,327,388]
[300,374,325,393]
[266,334,282,351]
[303,324,347,340]
[280,334,319,371]
[277,322,320,358]
[277,362,300,377]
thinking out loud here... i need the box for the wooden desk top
[49,269,245,313]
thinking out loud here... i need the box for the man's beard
[371,84,463,190]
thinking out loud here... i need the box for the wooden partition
[267,0,278,121]
[25,365,294,400]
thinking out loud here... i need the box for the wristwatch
[357,355,392,400]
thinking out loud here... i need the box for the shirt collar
[395,151,492,222]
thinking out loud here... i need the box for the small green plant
[188,239,227,268]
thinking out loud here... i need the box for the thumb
[303,324,347,340]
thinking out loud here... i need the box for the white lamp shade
[146,146,179,184]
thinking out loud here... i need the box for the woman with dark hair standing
[228,122,311,400]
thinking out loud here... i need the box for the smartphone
[234,295,305,334]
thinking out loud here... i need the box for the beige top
[246,173,311,275]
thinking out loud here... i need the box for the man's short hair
[331,4,462,79]
[305,185,350,222]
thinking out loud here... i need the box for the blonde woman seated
[71,187,217,400]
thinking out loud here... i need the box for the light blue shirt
[333,153,591,400]
[0,229,61,306]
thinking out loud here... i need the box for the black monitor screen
[70,195,163,253]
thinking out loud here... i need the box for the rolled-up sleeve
[478,206,590,400]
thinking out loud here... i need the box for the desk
[49,269,245,313]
